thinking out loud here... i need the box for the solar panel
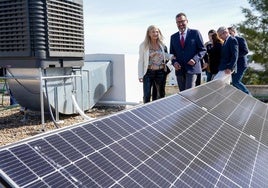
[1,80,268,187]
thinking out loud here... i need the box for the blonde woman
[138,25,174,103]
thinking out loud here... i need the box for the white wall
[85,54,143,104]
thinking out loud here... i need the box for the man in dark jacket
[228,26,251,94]
[170,12,206,91]
[213,26,238,84]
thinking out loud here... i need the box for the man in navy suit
[213,26,238,84]
[228,26,251,94]
[170,12,206,91]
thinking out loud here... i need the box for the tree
[236,0,268,84]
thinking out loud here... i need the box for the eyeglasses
[176,20,187,24]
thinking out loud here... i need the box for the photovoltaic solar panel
[0,80,268,187]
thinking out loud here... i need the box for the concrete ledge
[246,85,268,97]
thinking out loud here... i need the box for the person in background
[203,29,216,82]
[206,31,223,80]
[228,26,251,95]
[151,46,172,100]
[170,12,206,91]
[213,26,238,84]
[138,25,174,103]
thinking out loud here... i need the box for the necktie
[180,33,185,48]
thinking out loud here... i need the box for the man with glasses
[213,26,238,84]
[228,26,251,95]
[170,12,206,91]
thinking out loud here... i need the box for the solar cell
[1,80,268,187]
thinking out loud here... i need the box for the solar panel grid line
[178,115,221,148]
[244,115,265,142]
[149,106,207,141]
[10,144,55,178]
[179,81,234,105]
[178,172,206,188]
[45,134,84,161]
[183,162,215,187]
[116,85,264,187]
[23,117,139,188]
[250,144,268,187]
[23,140,86,188]
[165,106,245,187]
[214,128,257,186]
[59,130,94,155]
[0,149,39,187]
[187,161,239,188]
[222,135,258,186]
[87,152,126,183]
[193,86,264,142]
[2,81,268,187]
[144,104,226,187]
[216,175,242,188]
[173,120,238,187]
[170,146,224,187]
[200,92,268,149]
[114,135,178,186]
[80,116,169,187]
[107,103,220,187]
[230,99,263,140]
[225,105,251,131]
[71,126,105,151]
[182,86,260,187]
[60,164,100,187]
[130,95,192,125]
[260,120,268,146]
[0,168,20,188]
[74,158,114,187]
[77,116,167,187]
[196,125,240,185]
[249,122,268,186]
[259,107,268,146]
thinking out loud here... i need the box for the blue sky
[83,0,250,55]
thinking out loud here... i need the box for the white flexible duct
[71,94,94,121]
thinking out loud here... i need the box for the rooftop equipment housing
[0,0,84,68]
[0,0,115,122]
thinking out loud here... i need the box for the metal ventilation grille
[47,0,84,57]
[0,0,31,57]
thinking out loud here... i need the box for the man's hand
[202,63,208,70]
[224,69,233,74]
[187,59,196,66]
[173,62,181,70]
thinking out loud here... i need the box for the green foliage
[237,0,268,67]
[235,0,268,85]
[243,68,268,85]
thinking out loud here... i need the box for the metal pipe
[71,94,94,120]
[41,75,81,80]
[96,100,140,106]
[39,68,45,130]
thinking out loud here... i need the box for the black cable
[6,69,40,95]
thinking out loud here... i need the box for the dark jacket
[218,36,238,71]
[207,42,222,74]
[170,28,206,75]
[235,36,249,69]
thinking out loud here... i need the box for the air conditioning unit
[0,0,84,68]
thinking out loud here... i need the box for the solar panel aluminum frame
[0,80,268,187]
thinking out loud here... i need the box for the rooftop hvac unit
[0,0,84,68]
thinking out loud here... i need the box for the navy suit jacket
[170,29,206,75]
[235,36,249,69]
[218,36,238,71]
